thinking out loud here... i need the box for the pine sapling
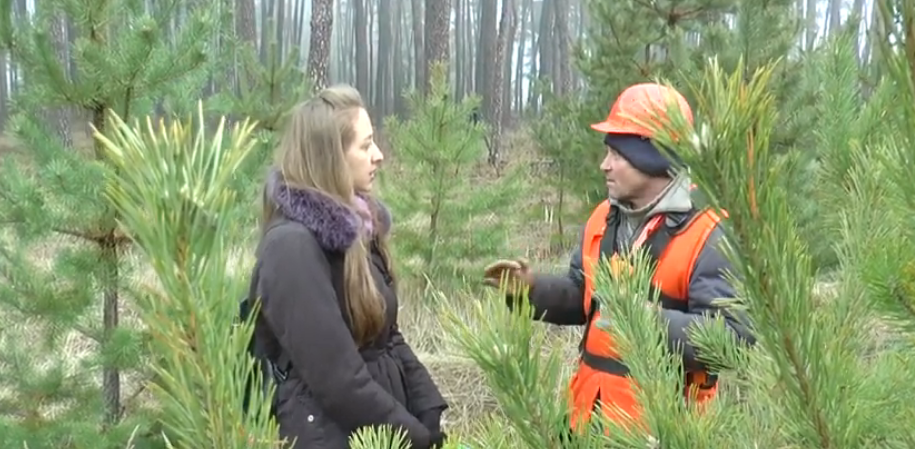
[0,0,221,445]
[94,103,282,448]
[647,57,901,447]
[382,62,522,291]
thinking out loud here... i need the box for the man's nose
[600,157,612,172]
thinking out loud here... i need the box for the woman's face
[345,107,384,193]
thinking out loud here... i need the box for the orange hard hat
[590,83,694,138]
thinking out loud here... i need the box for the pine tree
[576,0,738,104]
[381,62,523,292]
[437,49,915,447]
[528,94,606,254]
[533,0,799,255]
[572,0,806,157]
[715,0,807,152]
[796,26,889,271]
[94,103,282,448]
[838,0,915,399]
[638,53,914,447]
[207,17,314,235]
[0,1,221,446]
[211,25,312,134]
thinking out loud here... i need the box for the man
[483,82,755,433]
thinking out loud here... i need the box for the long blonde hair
[262,84,386,346]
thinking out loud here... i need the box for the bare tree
[307,0,334,89]
[354,0,370,94]
[424,0,452,92]
[487,0,516,167]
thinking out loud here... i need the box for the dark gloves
[417,407,443,432]
[417,407,446,449]
[428,429,447,449]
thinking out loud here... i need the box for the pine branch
[439,281,593,449]
[93,102,282,448]
[635,57,904,447]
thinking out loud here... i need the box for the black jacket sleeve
[660,227,757,371]
[258,223,431,448]
[389,325,449,419]
[519,227,588,325]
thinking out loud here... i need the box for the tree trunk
[827,0,841,37]
[354,0,370,94]
[234,0,257,94]
[393,2,407,115]
[515,0,531,115]
[850,0,866,66]
[49,14,72,148]
[531,0,554,112]
[412,0,425,90]
[307,0,334,89]
[476,0,498,118]
[375,0,392,116]
[487,0,515,167]
[455,0,464,97]
[500,0,518,126]
[805,0,817,51]
[424,0,452,91]
[552,0,571,95]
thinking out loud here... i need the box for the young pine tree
[644,57,913,447]
[529,93,605,254]
[441,55,915,447]
[94,104,282,448]
[208,18,314,222]
[576,0,735,104]
[798,26,891,272]
[820,3,915,442]
[576,0,805,155]
[381,62,522,292]
[0,2,221,447]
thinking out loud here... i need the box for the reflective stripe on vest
[578,199,722,377]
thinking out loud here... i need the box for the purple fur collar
[267,169,392,251]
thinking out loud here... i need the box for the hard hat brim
[590,120,642,136]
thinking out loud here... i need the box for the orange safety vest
[568,199,724,432]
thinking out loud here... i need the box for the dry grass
[0,136,19,156]
[415,352,500,433]
[394,278,584,435]
[377,127,587,432]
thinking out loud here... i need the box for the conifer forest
[1,0,915,448]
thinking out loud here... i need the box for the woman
[251,85,448,449]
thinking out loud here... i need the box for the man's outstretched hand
[483,257,533,296]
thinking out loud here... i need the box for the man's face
[599,144,651,202]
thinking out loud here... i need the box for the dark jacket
[520,176,755,371]
[252,177,448,449]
